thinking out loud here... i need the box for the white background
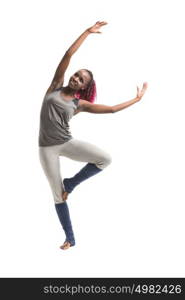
[0,0,184,277]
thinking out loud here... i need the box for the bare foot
[60,241,71,250]
[62,190,69,201]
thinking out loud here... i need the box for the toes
[60,241,71,250]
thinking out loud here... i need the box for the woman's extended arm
[45,21,107,95]
[66,21,107,56]
[78,82,148,114]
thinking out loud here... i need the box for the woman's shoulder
[78,99,93,108]
[43,87,62,102]
[72,98,80,106]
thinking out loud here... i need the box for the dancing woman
[38,21,148,250]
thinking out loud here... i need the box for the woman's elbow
[65,50,72,58]
[110,106,115,113]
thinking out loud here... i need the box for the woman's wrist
[135,96,141,102]
[86,28,92,34]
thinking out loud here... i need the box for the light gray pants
[39,138,112,204]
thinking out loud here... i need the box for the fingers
[143,82,148,90]
[141,83,148,96]
[100,21,108,26]
[136,82,148,100]
[138,82,148,94]
[96,21,108,26]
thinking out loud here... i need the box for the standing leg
[55,202,75,248]
[60,139,112,198]
[39,145,75,248]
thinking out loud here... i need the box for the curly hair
[75,69,97,103]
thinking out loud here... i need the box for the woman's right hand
[87,21,108,34]
[136,82,148,101]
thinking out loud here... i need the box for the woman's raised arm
[45,21,108,95]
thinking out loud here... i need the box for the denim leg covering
[63,163,103,193]
[55,202,75,246]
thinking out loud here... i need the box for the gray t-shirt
[38,88,79,146]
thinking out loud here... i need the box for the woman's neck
[62,86,76,96]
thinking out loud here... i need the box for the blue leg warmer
[55,202,75,246]
[63,163,103,193]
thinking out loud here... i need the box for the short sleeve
[73,98,80,108]
[53,87,63,92]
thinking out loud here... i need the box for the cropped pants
[39,138,112,203]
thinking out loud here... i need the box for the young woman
[38,21,148,250]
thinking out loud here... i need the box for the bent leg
[61,138,112,169]
[60,139,112,194]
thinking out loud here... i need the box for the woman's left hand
[136,82,148,101]
[87,21,108,34]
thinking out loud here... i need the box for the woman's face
[69,70,91,91]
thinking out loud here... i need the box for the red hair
[75,69,97,103]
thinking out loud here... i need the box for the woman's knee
[54,192,65,204]
[96,152,112,169]
[104,153,112,168]
[49,181,65,204]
